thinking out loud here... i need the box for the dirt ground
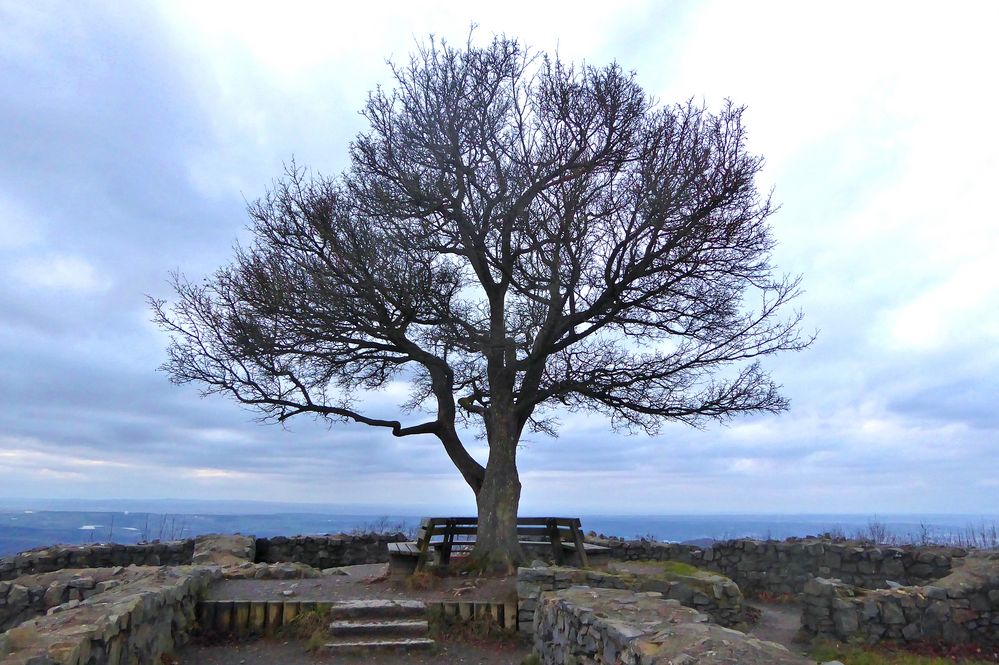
[744,600,807,653]
[205,563,517,603]
[176,636,531,664]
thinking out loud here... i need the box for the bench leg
[547,520,565,565]
[389,554,418,579]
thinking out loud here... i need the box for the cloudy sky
[1,1,996,516]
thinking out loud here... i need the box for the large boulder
[191,534,256,566]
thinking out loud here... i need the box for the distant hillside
[0,510,419,556]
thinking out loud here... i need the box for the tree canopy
[152,35,809,569]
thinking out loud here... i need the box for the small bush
[429,607,519,645]
[279,606,331,641]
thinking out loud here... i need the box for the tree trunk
[470,427,523,574]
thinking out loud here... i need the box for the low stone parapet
[532,586,807,665]
[517,564,743,633]
[800,555,999,646]
[0,565,219,664]
[1,533,408,582]
[0,541,195,582]
[588,537,962,595]
[254,533,406,568]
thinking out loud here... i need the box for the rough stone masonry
[533,586,807,665]
[800,552,999,646]
[588,536,961,595]
[517,564,744,633]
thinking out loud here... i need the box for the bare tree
[151,35,810,571]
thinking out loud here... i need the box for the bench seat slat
[387,542,422,556]
[560,542,610,552]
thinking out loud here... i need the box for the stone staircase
[322,599,434,653]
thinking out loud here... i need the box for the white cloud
[189,468,255,480]
[0,441,131,485]
[9,254,110,294]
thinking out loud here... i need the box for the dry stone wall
[533,586,807,665]
[0,542,194,582]
[590,537,961,595]
[517,564,744,633]
[254,533,406,568]
[801,555,999,647]
[1,533,404,583]
[0,566,219,665]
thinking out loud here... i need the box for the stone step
[328,599,427,620]
[328,618,429,637]
[321,637,436,653]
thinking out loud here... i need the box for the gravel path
[744,600,810,656]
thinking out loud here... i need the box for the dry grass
[659,561,701,576]
[405,570,441,591]
[811,639,999,664]
[752,590,797,604]
[427,605,521,647]
[278,606,331,641]
[828,519,999,550]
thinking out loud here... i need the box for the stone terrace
[2,532,996,663]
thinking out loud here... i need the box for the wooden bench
[387,517,608,575]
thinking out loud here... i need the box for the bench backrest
[413,516,588,568]
[415,517,583,545]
